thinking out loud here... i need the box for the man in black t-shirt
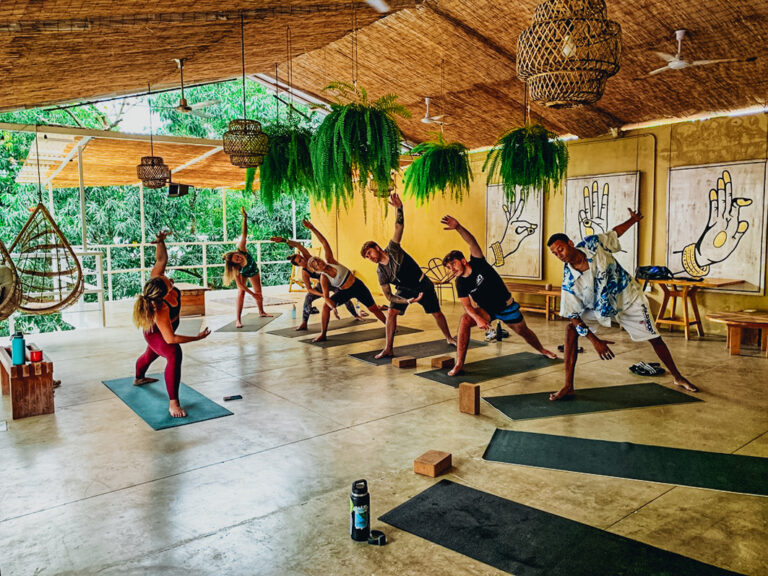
[362,193,456,359]
[441,215,556,376]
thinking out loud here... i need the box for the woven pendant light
[136,85,171,188]
[517,0,621,108]
[223,13,269,168]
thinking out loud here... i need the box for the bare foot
[312,334,327,343]
[447,337,457,347]
[259,312,273,318]
[358,310,369,317]
[540,348,558,360]
[375,349,394,360]
[295,324,308,331]
[674,377,698,393]
[134,377,158,386]
[549,386,575,401]
[354,316,365,322]
[169,400,187,418]
[447,366,464,377]
[236,321,243,329]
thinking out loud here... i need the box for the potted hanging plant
[482,123,568,202]
[309,81,411,211]
[246,123,316,211]
[402,132,472,204]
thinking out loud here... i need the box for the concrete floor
[1,289,767,576]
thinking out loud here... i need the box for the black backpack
[635,265,701,291]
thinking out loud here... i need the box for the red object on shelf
[30,349,43,362]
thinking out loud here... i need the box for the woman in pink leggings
[132,231,210,418]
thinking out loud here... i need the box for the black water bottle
[349,479,370,541]
[495,321,503,341]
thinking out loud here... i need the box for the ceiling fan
[421,97,446,125]
[157,58,221,118]
[647,29,756,76]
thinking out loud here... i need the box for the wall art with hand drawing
[666,160,766,294]
[485,184,543,279]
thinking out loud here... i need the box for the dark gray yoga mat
[216,313,281,333]
[349,339,486,366]
[416,351,561,388]
[485,382,701,421]
[267,317,375,338]
[380,479,744,576]
[300,325,422,348]
[483,430,768,497]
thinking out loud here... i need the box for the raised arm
[441,215,483,259]
[612,208,642,239]
[303,269,324,297]
[150,230,171,278]
[303,219,335,262]
[271,236,312,261]
[237,206,248,251]
[389,193,404,244]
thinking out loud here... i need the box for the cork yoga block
[459,382,480,415]
[392,356,417,368]
[413,450,452,478]
[431,355,455,369]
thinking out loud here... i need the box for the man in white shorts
[547,209,697,401]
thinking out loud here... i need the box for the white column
[222,188,228,242]
[47,182,54,215]
[291,199,297,240]
[77,146,87,249]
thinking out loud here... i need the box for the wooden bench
[175,282,210,317]
[0,344,55,420]
[705,311,768,357]
[504,282,562,320]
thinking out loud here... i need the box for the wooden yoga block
[0,345,55,420]
[459,382,480,415]
[392,356,417,368]
[413,450,452,478]
[431,355,455,369]
[175,282,210,317]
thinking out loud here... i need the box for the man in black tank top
[361,193,456,359]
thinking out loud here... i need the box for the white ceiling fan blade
[189,110,215,119]
[365,0,390,13]
[691,58,741,66]
[431,115,445,121]
[190,99,220,109]
[647,65,670,76]
[653,51,676,63]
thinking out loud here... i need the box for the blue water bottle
[11,332,26,366]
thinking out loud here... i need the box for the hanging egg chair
[0,239,22,322]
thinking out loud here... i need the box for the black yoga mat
[380,480,744,576]
[267,317,375,338]
[485,382,701,421]
[349,339,486,366]
[300,325,422,348]
[483,430,768,497]
[216,313,281,333]
[415,352,561,388]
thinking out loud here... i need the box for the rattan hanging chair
[10,203,84,315]
[0,239,22,322]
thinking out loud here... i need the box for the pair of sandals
[629,362,666,376]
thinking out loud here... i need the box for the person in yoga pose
[547,209,697,401]
[222,206,271,327]
[275,220,386,342]
[133,231,210,418]
[361,193,456,359]
[441,215,556,376]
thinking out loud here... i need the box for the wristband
[575,324,589,337]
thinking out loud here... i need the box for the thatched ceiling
[3,0,768,146]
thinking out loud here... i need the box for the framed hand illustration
[666,160,767,294]
[485,184,543,279]
[564,172,639,274]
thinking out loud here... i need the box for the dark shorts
[491,301,523,324]
[390,278,440,315]
[331,277,375,308]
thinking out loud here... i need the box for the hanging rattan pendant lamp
[223,13,269,168]
[517,0,621,108]
[136,85,171,188]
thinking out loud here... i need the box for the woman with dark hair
[133,231,210,418]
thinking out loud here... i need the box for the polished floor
[1,290,767,576]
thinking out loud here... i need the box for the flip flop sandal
[629,363,652,376]
[557,345,584,353]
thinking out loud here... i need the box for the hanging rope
[287,25,294,118]
[34,124,43,204]
[240,12,247,119]
[274,62,280,123]
[147,83,155,157]
[523,82,530,126]
[440,58,446,135]
[351,5,359,86]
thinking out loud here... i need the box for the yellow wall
[311,113,768,335]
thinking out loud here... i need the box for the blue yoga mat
[103,373,233,430]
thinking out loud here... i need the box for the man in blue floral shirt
[547,209,697,401]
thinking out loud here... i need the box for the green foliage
[482,124,568,202]
[310,82,410,212]
[402,133,472,204]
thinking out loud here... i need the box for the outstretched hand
[151,230,172,244]
[388,192,403,209]
[408,292,424,304]
[196,327,211,340]
[270,236,286,243]
[302,219,315,230]
[441,215,459,230]
[626,208,643,224]
[592,338,615,360]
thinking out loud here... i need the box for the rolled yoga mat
[380,479,744,576]
[349,338,486,366]
[216,313,282,332]
[484,382,701,421]
[483,429,768,497]
[267,317,375,338]
[415,351,561,388]
[103,374,233,430]
[300,325,422,348]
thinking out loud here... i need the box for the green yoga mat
[349,339,486,366]
[267,317,375,338]
[103,374,232,430]
[485,382,701,421]
[300,325,422,348]
[483,430,768,497]
[416,352,561,388]
[216,313,281,332]
[380,480,743,576]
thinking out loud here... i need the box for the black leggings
[302,283,357,322]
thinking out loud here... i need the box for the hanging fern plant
[403,133,472,204]
[482,123,568,202]
[309,82,410,211]
[245,123,316,211]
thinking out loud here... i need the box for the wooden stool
[392,356,417,368]
[175,282,210,317]
[414,450,452,477]
[0,344,55,420]
[431,355,455,369]
[459,382,480,415]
